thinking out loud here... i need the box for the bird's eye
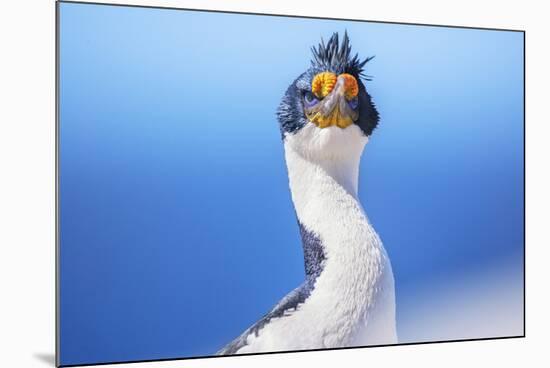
[348,96,359,110]
[303,91,320,108]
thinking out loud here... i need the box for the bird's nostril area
[332,78,347,96]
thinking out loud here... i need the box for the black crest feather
[310,31,374,80]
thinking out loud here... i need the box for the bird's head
[277,32,379,162]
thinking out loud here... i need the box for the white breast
[235,126,397,353]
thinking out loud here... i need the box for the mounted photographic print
[56,1,525,366]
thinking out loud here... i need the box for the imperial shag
[218,32,397,355]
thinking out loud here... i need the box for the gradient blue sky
[58,2,524,366]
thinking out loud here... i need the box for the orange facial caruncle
[306,72,360,129]
[311,72,337,98]
[338,73,359,100]
[311,72,358,100]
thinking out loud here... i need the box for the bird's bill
[306,102,355,129]
[305,74,359,129]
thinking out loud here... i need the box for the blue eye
[348,96,359,110]
[303,91,320,108]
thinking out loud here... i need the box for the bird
[217,31,397,355]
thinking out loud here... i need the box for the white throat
[282,123,397,347]
[231,124,397,354]
[284,124,366,199]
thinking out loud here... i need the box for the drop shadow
[34,353,55,366]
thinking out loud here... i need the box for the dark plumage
[277,32,379,138]
[217,223,324,355]
[310,31,374,79]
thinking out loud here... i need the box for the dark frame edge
[57,0,525,33]
[522,30,526,338]
[55,0,61,367]
[58,335,525,367]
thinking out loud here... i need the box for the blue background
[59,2,524,366]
